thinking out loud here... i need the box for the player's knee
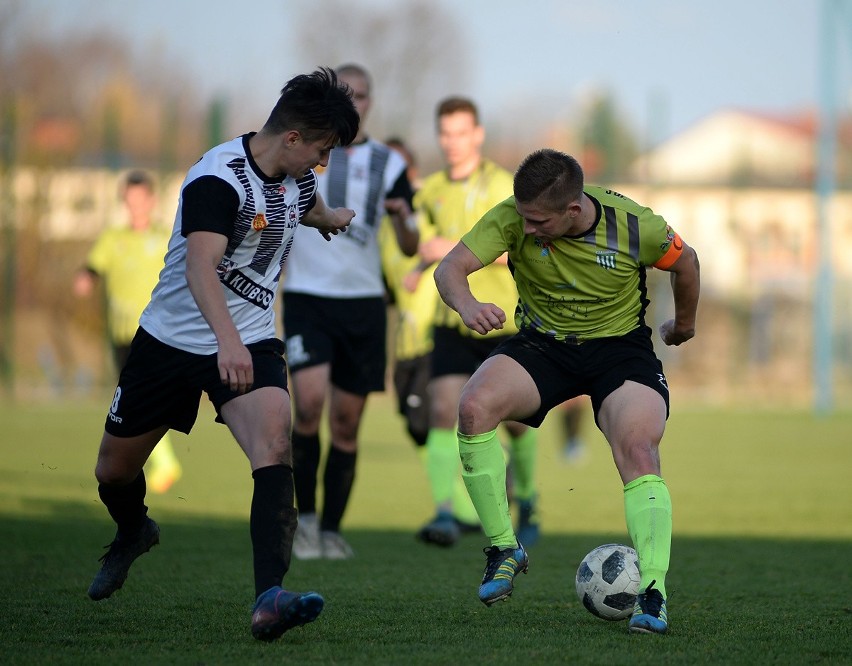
[613,438,661,476]
[457,388,493,432]
[429,399,457,429]
[329,412,361,443]
[250,437,290,468]
[293,399,323,428]
[94,459,138,486]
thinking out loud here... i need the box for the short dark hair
[263,67,359,147]
[124,169,154,190]
[436,96,479,125]
[514,149,584,210]
[385,136,416,167]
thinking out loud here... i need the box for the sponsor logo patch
[535,238,553,257]
[596,250,617,269]
[222,269,274,309]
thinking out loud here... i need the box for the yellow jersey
[86,225,170,344]
[415,159,518,338]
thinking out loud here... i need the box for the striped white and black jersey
[141,134,318,355]
[283,138,413,298]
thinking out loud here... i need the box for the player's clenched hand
[659,319,695,346]
[419,237,455,264]
[460,302,506,336]
[318,207,355,241]
[217,339,254,394]
[383,197,411,220]
[402,268,424,293]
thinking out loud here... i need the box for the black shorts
[282,292,386,395]
[393,353,432,446]
[431,326,513,379]
[492,326,670,428]
[104,327,288,437]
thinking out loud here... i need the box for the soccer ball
[575,543,640,621]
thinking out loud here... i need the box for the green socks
[425,428,460,509]
[452,476,480,525]
[624,474,672,598]
[509,428,537,501]
[420,431,478,524]
[458,429,515,548]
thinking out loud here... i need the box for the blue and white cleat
[628,580,668,634]
[478,543,529,606]
[251,586,324,641]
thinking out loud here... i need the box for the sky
[23,0,851,151]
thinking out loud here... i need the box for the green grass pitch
[1,397,851,664]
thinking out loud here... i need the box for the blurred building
[620,108,852,296]
[631,109,831,187]
[616,108,852,403]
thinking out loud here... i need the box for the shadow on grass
[2,502,851,665]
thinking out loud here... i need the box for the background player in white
[86,68,360,642]
[283,64,418,560]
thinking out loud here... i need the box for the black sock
[251,464,297,598]
[321,446,357,532]
[291,432,320,515]
[98,471,148,537]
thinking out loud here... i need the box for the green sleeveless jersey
[416,159,518,338]
[461,186,684,342]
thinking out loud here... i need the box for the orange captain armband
[653,228,684,270]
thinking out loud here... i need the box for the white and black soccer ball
[575,543,640,621]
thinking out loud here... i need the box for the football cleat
[251,586,324,641]
[417,511,461,547]
[88,517,160,600]
[628,580,668,634]
[478,543,529,606]
[293,513,322,560]
[320,531,354,560]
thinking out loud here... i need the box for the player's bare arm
[384,197,419,257]
[185,230,254,393]
[659,241,700,346]
[302,191,355,241]
[434,241,506,336]
[419,236,457,264]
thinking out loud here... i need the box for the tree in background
[0,2,212,397]
[0,2,208,170]
[577,90,639,183]
[294,0,468,167]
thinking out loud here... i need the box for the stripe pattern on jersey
[586,205,641,265]
[326,144,391,234]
